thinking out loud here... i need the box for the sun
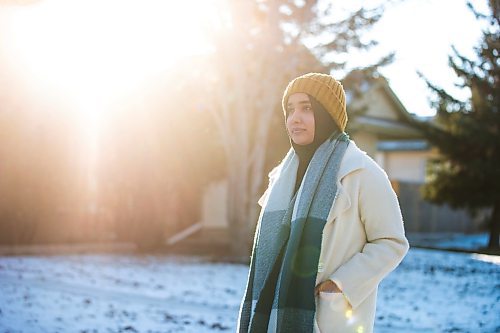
[1,0,223,204]
[1,0,220,132]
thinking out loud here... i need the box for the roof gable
[343,73,424,139]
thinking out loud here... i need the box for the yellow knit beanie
[282,72,348,132]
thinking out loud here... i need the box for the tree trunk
[487,200,500,249]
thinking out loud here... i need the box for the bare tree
[201,1,393,257]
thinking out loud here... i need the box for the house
[343,72,483,233]
[343,72,436,184]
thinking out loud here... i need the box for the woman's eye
[305,106,312,112]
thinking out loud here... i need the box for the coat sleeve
[329,162,409,309]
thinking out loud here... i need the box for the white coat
[258,140,409,333]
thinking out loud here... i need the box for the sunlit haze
[0,0,223,230]
[0,0,218,136]
[1,0,488,120]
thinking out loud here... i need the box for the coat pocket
[316,292,351,332]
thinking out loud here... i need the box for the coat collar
[338,140,366,180]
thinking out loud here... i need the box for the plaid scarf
[238,133,349,333]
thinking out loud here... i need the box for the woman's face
[286,93,315,145]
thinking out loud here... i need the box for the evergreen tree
[415,1,499,249]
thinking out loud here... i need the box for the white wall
[384,151,430,183]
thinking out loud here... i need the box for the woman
[237,73,409,333]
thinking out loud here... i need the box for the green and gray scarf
[238,133,350,333]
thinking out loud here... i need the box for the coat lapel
[326,140,366,224]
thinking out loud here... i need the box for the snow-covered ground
[407,232,490,251]
[0,248,498,333]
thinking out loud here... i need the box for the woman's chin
[292,137,314,146]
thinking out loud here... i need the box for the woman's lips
[292,128,306,134]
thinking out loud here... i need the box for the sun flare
[1,0,219,130]
[1,0,223,213]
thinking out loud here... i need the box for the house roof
[344,72,427,139]
[372,77,418,124]
[350,115,422,137]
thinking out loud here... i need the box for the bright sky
[0,0,219,179]
[335,0,489,117]
[0,0,214,98]
[0,0,217,145]
[0,0,490,119]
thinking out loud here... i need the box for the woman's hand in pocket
[314,280,342,296]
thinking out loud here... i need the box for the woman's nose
[290,112,301,123]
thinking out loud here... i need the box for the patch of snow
[0,249,498,332]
